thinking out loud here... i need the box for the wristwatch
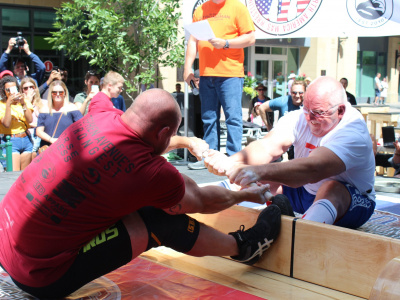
[223,40,229,49]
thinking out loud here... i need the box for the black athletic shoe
[229,204,281,265]
[271,194,295,217]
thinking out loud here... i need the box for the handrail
[0,135,13,172]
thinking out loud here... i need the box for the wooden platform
[141,205,400,299]
[142,247,363,300]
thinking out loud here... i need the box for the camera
[14,32,25,50]
[53,66,60,72]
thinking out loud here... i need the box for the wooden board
[187,205,400,299]
[293,219,400,298]
[142,247,364,300]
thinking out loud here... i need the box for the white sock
[302,199,337,225]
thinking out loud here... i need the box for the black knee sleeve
[137,207,200,253]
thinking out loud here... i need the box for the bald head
[305,76,346,108]
[303,76,347,138]
[121,89,181,152]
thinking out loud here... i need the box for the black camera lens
[14,32,25,49]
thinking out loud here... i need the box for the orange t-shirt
[193,0,255,78]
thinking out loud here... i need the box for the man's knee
[316,180,351,216]
[137,207,200,253]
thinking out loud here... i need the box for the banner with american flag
[255,0,311,23]
[183,0,400,38]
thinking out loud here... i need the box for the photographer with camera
[0,35,46,86]
[40,67,74,102]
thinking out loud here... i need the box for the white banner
[183,0,400,39]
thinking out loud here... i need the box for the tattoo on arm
[168,204,182,215]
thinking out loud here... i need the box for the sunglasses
[52,91,65,96]
[23,86,35,91]
[292,91,304,95]
[257,89,265,91]
[87,70,100,76]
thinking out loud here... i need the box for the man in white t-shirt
[374,73,382,105]
[204,76,376,229]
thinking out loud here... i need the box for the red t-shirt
[0,93,185,287]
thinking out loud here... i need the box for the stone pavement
[0,171,20,202]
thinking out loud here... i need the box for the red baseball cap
[0,70,14,79]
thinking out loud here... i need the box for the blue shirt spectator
[259,80,307,127]
[111,95,126,112]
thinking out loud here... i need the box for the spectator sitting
[248,83,271,128]
[0,38,45,85]
[36,80,82,149]
[74,70,101,115]
[258,80,306,131]
[0,76,34,171]
[20,77,46,160]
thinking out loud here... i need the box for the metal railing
[0,135,13,172]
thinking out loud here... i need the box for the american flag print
[255,0,311,22]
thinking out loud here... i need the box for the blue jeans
[199,76,243,156]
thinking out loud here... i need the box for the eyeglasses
[23,86,35,91]
[52,91,65,96]
[87,70,100,76]
[292,91,304,95]
[303,104,340,118]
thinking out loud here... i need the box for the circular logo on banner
[246,0,322,36]
[347,0,393,28]
[44,60,53,72]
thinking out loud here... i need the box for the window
[356,51,386,100]
[2,8,29,30]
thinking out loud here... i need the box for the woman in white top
[380,76,388,105]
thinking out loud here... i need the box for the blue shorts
[1,135,33,154]
[283,182,375,229]
[375,88,381,97]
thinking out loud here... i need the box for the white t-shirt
[381,80,388,98]
[273,103,376,200]
[374,76,381,90]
